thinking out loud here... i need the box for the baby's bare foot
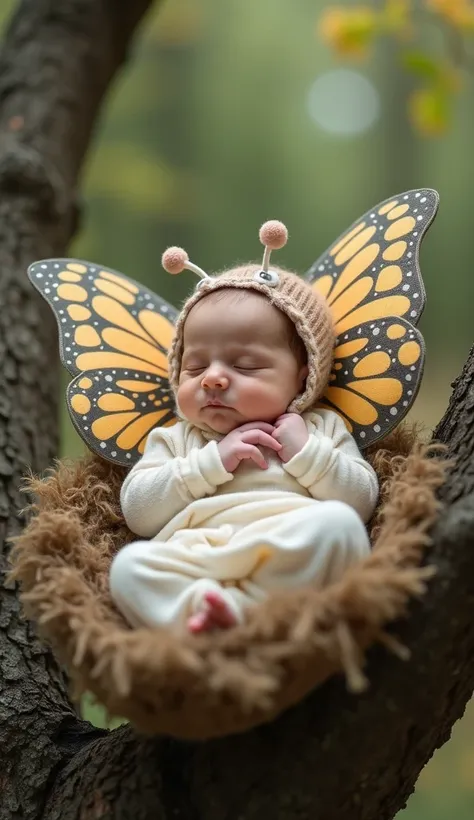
[188,591,237,634]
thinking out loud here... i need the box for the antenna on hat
[162,247,211,280]
[259,220,288,272]
[162,221,288,281]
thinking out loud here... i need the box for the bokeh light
[307,68,380,136]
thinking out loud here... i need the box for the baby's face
[177,290,308,434]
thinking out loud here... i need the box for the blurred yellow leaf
[408,86,449,135]
[382,0,413,37]
[318,6,378,58]
[426,0,474,29]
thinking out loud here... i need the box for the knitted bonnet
[163,221,335,414]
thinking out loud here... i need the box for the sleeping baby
[109,221,378,633]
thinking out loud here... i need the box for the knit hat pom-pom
[259,220,288,250]
[162,247,189,274]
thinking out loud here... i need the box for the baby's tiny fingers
[242,430,281,449]
[256,432,282,450]
[247,445,268,469]
[250,447,268,470]
[237,443,267,469]
[274,413,293,425]
[236,421,274,434]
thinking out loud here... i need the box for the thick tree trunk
[1,1,474,819]
[0,0,155,817]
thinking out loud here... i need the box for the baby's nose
[201,366,229,390]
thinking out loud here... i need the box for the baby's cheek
[242,380,285,411]
[176,380,196,415]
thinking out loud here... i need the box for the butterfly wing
[306,188,439,447]
[67,368,176,466]
[28,258,179,464]
[320,317,424,446]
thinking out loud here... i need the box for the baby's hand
[218,422,282,472]
[272,413,309,462]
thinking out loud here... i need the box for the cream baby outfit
[110,409,378,630]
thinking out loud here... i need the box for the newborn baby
[109,222,379,634]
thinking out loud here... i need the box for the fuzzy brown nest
[10,426,446,740]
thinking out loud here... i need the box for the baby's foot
[188,591,238,634]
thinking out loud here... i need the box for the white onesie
[109,409,379,630]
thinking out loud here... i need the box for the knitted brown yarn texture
[168,263,336,413]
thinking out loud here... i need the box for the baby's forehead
[183,288,290,344]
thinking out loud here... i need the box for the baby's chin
[197,406,242,434]
[198,406,283,435]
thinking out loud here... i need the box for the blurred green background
[2,1,474,816]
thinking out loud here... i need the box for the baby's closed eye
[234,356,270,371]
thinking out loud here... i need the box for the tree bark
[0,1,155,818]
[1,2,474,819]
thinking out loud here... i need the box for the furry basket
[10,426,446,740]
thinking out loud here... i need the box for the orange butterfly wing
[306,188,439,447]
[28,258,178,465]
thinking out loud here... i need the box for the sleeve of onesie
[283,410,379,523]
[120,426,234,538]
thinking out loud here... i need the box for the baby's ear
[298,365,309,388]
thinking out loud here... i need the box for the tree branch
[0,1,155,817]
